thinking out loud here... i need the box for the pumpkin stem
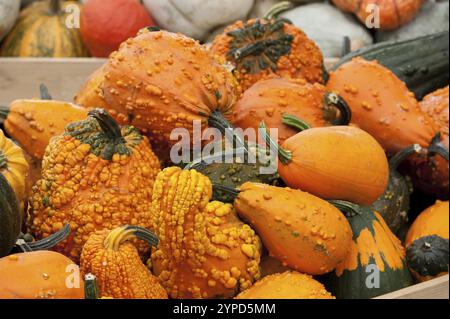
[208,111,249,153]
[0,105,9,124]
[20,224,71,251]
[49,0,61,14]
[428,132,449,162]
[84,274,100,300]
[325,92,352,125]
[212,184,241,200]
[259,121,292,165]
[389,144,423,171]
[103,225,159,251]
[264,1,294,20]
[282,113,312,132]
[0,150,7,169]
[40,84,52,100]
[328,200,363,218]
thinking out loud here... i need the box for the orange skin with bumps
[332,0,425,30]
[74,63,109,110]
[0,251,84,299]
[211,19,324,91]
[233,77,338,144]
[327,57,439,155]
[234,182,353,275]
[278,126,389,206]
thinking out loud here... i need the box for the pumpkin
[0,173,21,258]
[0,0,88,57]
[0,0,20,41]
[76,28,241,153]
[142,0,254,41]
[260,253,291,278]
[29,109,160,262]
[232,77,351,144]
[80,225,168,299]
[0,250,84,299]
[327,57,440,155]
[221,182,353,275]
[80,0,155,57]
[371,144,423,233]
[150,167,262,299]
[406,86,449,199]
[326,200,413,299]
[331,0,425,31]
[1,99,88,160]
[405,200,449,282]
[210,2,325,91]
[74,63,109,110]
[280,2,373,57]
[0,129,29,203]
[260,120,389,206]
[236,271,335,299]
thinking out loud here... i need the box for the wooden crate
[0,58,448,300]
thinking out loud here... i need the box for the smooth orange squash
[232,77,351,144]
[261,121,389,206]
[331,0,425,30]
[0,251,84,299]
[327,57,439,156]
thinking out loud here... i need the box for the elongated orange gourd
[232,182,353,275]
[261,122,389,206]
[236,271,335,299]
[327,57,439,155]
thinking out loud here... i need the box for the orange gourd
[232,77,351,144]
[331,0,425,30]
[0,251,84,299]
[210,2,324,91]
[327,57,440,156]
[261,121,389,206]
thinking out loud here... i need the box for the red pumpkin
[80,0,156,57]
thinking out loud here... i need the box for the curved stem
[49,0,61,14]
[328,200,363,218]
[27,224,71,250]
[84,274,100,300]
[389,144,423,171]
[103,225,159,251]
[0,105,9,123]
[264,1,294,20]
[428,132,449,162]
[282,113,312,132]
[325,92,352,125]
[212,184,241,201]
[208,111,248,153]
[259,121,292,165]
[88,108,126,144]
[0,151,7,169]
[39,84,52,100]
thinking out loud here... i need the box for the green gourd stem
[39,84,52,100]
[49,0,61,14]
[389,144,423,171]
[104,226,159,251]
[84,274,100,299]
[0,150,7,169]
[282,113,312,132]
[27,224,71,250]
[259,121,292,165]
[264,1,294,20]
[212,184,241,201]
[208,111,249,153]
[328,200,363,218]
[428,132,449,162]
[0,105,9,124]
[88,108,126,144]
[325,92,352,125]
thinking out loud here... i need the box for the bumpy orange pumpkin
[76,28,241,153]
[210,2,324,91]
[327,57,440,156]
[331,0,425,30]
[150,167,261,299]
[29,109,160,262]
[232,77,351,144]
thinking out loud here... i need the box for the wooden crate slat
[375,275,449,299]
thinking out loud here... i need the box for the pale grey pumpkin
[0,0,20,41]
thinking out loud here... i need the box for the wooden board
[375,275,449,299]
[0,58,106,106]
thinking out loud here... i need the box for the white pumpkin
[280,2,373,57]
[0,0,20,41]
[143,0,254,40]
[376,0,449,42]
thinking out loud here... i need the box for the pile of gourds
[0,1,449,300]
[1,0,448,58]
